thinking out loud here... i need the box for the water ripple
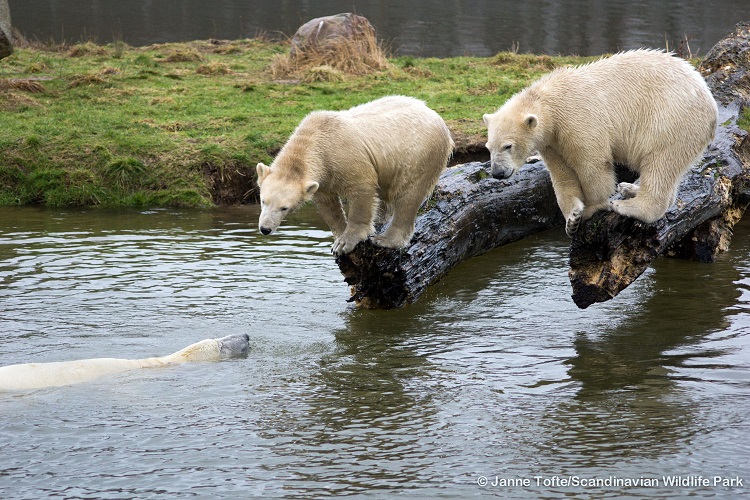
[1,207,750,498]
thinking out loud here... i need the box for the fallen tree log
[569,22,750,309]
[338,106,748,310]
[336,160,562,308]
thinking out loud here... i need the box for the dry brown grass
[10,28,67,52]
[68,74,107,88]
[163,49,203,63]
[491,52,558,71]
[68,41,109,57]
[404,65,433,78]
[196,62,232,75]
[300,65,345,83]
[25,61,49,73]
[0,90,42,111]
[0,78,47,93]
[149,96,177,106]
[270,29,390,79]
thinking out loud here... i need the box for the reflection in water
[569,258,737,395]
[266,314,439,495]
[539,263,732,473]
[537,236,750,495]
[1,207,749,497]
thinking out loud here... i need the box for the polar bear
[256,95,454,254]
[0,333,249,391]
[483,49,718,236]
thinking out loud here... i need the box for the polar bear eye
[280,207,289,212]
[503,144,513,151]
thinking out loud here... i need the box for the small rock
[699,21,750,105]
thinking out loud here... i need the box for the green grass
[0,39,593,207]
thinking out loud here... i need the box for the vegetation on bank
[0,37,596,207]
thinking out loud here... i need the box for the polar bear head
[256,162,319,235]
[170,333,250,362]
[483,107,540,180]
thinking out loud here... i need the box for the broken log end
[335,240,411,309]
[569,280,615,309]
[568,212,662,309]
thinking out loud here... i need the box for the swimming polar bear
[0,333,250,392]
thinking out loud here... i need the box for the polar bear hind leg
[371,188,426,248]
[371,159,445,249]
[610,151,693,223]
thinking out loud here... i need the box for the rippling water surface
[1,205,749,498]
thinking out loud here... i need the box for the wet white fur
[0,337,239,392]
[257,95,454,254]
[483,49,718,236]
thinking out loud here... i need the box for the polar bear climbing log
[0,333,250,391]
[256,95,454,255]
[483,49,718,236]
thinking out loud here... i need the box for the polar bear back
[325,95,453,195]
[0,358,157,391]
[529,50,717,167]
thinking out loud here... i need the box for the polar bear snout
[490,161,515,180]
[258,208,281,235]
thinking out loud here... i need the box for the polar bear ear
[482,113,491,126]
[525,114,538,129]
[305,181,319,196]
[256,162,270,183]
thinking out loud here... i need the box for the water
[10,0,750,57]
[1,204,749,498]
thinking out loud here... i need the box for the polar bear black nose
[491,163,514,180]
[260,226,272,235]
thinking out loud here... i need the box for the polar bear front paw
[371,233,409,250]
[565,206,583,237]
[332,233,365,255]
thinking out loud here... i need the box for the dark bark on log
[569,22,750,309]
[336,161,562,308]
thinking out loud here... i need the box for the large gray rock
[290,13,376,59]
[0,0,12,59]
[699,21,750,106]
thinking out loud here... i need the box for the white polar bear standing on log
[256,95,454,254]
[483,49,718,236]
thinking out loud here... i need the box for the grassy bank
[0,38,592,207]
